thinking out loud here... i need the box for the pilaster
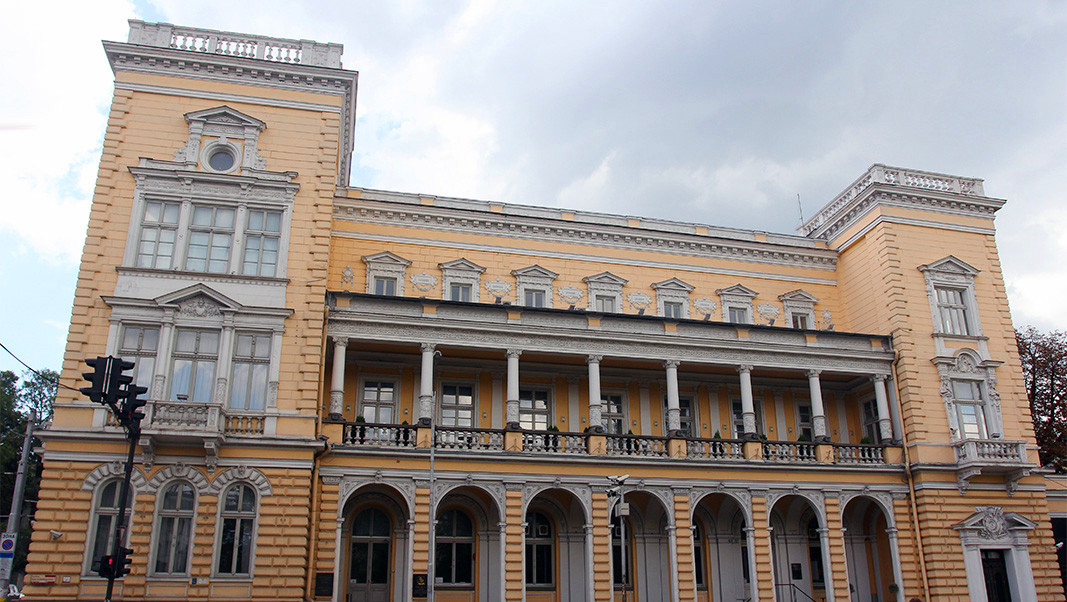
[591,489,613,600]
[673,490,696,600]
[823,496,849,602]
[751,493,774,602]
[504,484,525,601]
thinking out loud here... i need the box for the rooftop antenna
[796,193,805,225]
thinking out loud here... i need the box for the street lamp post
[608,474,630,602]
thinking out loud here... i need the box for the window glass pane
[370,542,389,583]
[264,211,281,232]
[218,518,236,573]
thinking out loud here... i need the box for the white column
[744,526,760,602]
[587,355,603,432]
[872,375,892,441]
[738,365,756,437]
[506,349,521,428]
[666,522,680,602]
[419,343,436,425]
[807,370,828,440]
[818,527,836,602]
[213,316,235,405]
[329,336,348,418]
[886,527,904,602]
[153,315,176,400]
[498,522,508,602]
[665,360,681,433]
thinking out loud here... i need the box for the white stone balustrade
[127,20,344,68]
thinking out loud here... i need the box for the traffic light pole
[103,419,138,602]
[0,410,35,597]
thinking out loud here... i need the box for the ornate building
[23,20,1064,602]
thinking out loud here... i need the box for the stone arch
[207,465,273,497]
[839,492,895,529]
[145,463,211,494]
[435,480,505,520]
[522,484,591,525]
[82,461,148,492]
[337,476,414,521]
[691,489,752,527]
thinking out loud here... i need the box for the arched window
[217,484,257,576]
[153,481,196,575]
[350,507,391,586]
[88,480,130,574]
[435,508,474,586]
[525,511,553,587]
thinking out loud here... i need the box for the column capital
[870,373,888,383]
[506,349,523,359]
[737,364,753,374]
[663,359,680,369]
[333,335,349,347]
[420,342,436,353]
[806,369,821,379]
[587,354,603,364]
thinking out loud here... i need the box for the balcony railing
[434,427,505,451]
[126,21,344,68]
[143,399,222,431]
[833,443,886,465]
[763,441,818,463]
[687,438,745,460]
[343,422,417,448]
[954,439,1028,466]
[225,414,265,435]
[523,431,587,454]
[605,433,669,458]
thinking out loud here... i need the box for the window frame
[434,507,476,587]
[230,332,271,411]
[439,258,485,304]
[919,256,983,340]
[185,203,236,274]
[953,379,989,440]
[519,388,552,431]
[584,271,627,313]
[652,278,694,319]
[240,208,282,277]
[118,324,159,399]
[358,378,398,424]
[731,398,764,438]
[717,284,758,325]
[169,328,220,403]
[525,511,555,588]
[151,480,197,577]
[136,200,180,270]
[85,479,132,577]
[601,391,626,434]
[795,401,813,441]
[363,252,411,297]
[513,265,559,309]
[935,286,972,336]
[439,382,477,428]
[214,483,258,578]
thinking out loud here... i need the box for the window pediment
[918,255,980,277]
[512,265,559,280]
[438,258,485,273]
[778,289,819,304]
[155,284,242,313]
[583,271,628,286]
[652,277,695,292]
[174,105,268,173]
[715,283,758,299]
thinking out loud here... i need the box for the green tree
[1017,327,1067,473]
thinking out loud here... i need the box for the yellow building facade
[23,21,1064,602]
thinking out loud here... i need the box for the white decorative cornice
[333,199,839,271]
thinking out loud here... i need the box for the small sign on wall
[412,573,428,597]
[314,572,333,597]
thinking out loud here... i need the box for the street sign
[0,532,16,580]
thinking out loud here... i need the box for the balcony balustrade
[434,427,505,451]
[833,443,887,465]
[343,422,417,448]
[952,438,1031,493]
[522,431,588,454]
[604,433,669,458]
[686,437,745,460]
[762,440,819,463]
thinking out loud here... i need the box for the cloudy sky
[1,1,1064,376]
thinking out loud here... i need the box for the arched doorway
[610,490,672,602]
[770,495,827,602]
[842,496,897,602]
[433,485,503,601]
[341,486,410,602]
[525,488,590,602]
[692,492,752,602]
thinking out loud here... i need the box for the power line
[0,340,78,392]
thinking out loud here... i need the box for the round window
[208,148,236,171]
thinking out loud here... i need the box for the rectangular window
[360,381,396,423]
[449,283,472,302]
[241,209,281,277]
[119,325,159,398]
[185,205,235,273]
[602,393,625,434]
[791,314,809,329]
[935,287,971,335]
[595,295,616,313]
[732,399,764,438]
[440,383,475,427]
[663,301,683,319]
[519,389,550,430]
[796,403,813,440]
[230,333,271,410]
[170,329,219,402]
[954,380,987,439]
[862,400,880,443]
[679,397,695,436]
[524,289,546,308]
[137,201,180,269]
[374,277,397,296]
[728,306,748,324]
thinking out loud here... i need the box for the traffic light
[97,555,116,579]
[124,386,149,423]
[114,546,133,577]
[106,358,136,407]
[80,357,109,404]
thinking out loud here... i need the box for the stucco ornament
[627,292,652,312]
[693,297,718,319]
[756,303,780,325]
[409,272,438,292]
[976,506,1008,539]
[484,278,512,302]
[557,285,584,306]
[819,308,835,331]
[341,266,354,284]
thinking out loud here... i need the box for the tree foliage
[1016,327,1067,473]
[0,369,57,575]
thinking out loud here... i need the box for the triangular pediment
[953,506,1037,533]
[184,106,266,130]
[779,289,819,303]
[362,251,412,266]
[154,283,242,310]
[651,277,694,292]
[715,283,758,299]
[918,255,980,276]
[438,258,486,273]
[512,265,559,279]
[583,271,628,286]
